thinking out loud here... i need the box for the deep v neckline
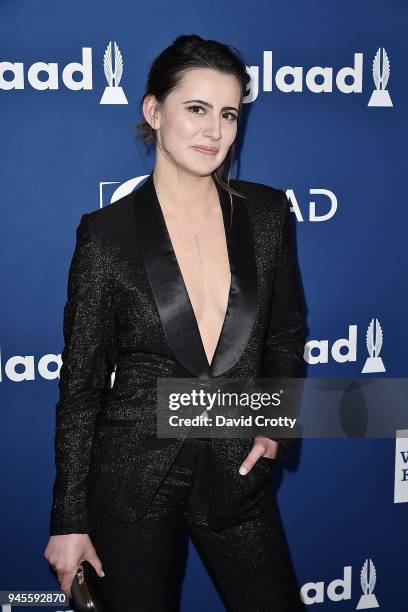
[152,174,232,369]
[132,171,258,379]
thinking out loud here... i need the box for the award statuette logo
[361,317,385,373]
[100,40,128,105]
[368,47,393,107]
[356,558,379,609]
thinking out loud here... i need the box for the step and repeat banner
[1,0,406,610]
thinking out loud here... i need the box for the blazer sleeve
[260,190,306,460]
[49,213,115,535]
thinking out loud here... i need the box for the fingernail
[239,466,248,476]
[101,571,105,577]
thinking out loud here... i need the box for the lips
[192,145,219,155]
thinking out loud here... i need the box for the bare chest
[163,207,231,366]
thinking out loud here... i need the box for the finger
[86,552,106,577]
[239,443,265,476]
[60,569,77,600]
[60,581,71,599]
[256,436,278,459]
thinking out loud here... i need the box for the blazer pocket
[257,455,275,463]
[256,455,275,470]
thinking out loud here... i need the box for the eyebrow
[183,99,240,114]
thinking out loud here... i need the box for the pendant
[194,234,203,269]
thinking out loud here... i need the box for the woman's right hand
[44,534,105,598]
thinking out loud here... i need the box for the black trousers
[89,438,305,612]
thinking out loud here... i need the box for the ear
[142,94,160,131]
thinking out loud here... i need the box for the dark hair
[133,34,251,220]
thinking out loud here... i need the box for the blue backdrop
[1,0,407,610]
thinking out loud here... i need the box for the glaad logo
[368,48,392,107]
[100,41,128,105]
[244,48,392,107]
[361,318,385,373]
[0,48,93,91]
[99,175,149,207]
[244,51,363,101]
[304,317,386,372]
[357,558,379,609]
[300,559,380,607]
[0,41,128,103]
[0,346,116,386]
[286,189,338,222]
[0,347,62,382]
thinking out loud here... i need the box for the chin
[182,162,218,178]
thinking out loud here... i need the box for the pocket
[257,455,275,466]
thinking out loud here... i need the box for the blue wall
[1,1,407,610]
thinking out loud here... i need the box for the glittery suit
[49,172,307,610]
[88,437,305,611]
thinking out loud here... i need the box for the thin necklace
[193,191,214,268]
[161,189,216,270]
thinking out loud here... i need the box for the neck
[152,161,217,215]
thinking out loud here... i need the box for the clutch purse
[69,560,109,612]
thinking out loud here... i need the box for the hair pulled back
[134,34,250,211]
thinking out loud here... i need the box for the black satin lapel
[132,173,211,378]
[210,180,258,377]
[131,172,258,379]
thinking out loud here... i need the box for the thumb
[85,552,105,577]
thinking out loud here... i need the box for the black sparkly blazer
[49,171,306,536]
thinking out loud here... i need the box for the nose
[203,114,222,141]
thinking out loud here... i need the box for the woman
[44,34,306,611]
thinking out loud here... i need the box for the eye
[187,105,238,122]
[187,105,206,115]
[223,112,238,122]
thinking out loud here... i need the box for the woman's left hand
[238,436,278,476]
